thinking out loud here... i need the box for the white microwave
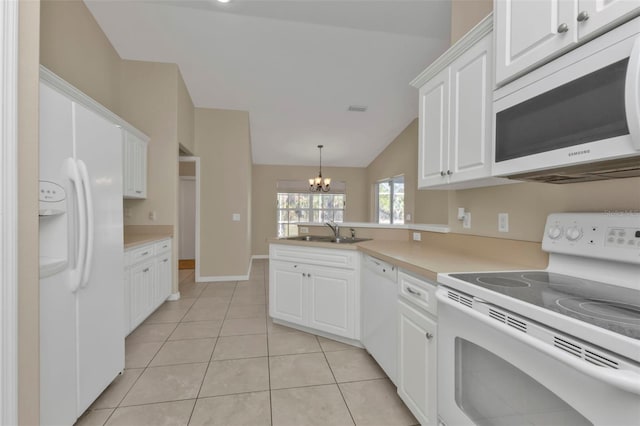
[493,16,640,183]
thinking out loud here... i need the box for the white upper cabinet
[418,68,450,187]
[496,0,640,86]
[123,130,148,199]
[413,15,507,189]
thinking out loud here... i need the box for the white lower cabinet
[397,271,438,426]
[270,260,306,325]
[269,244,359,340]
[124,238,173,334]
[307,265,356,337]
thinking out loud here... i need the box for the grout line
[186,280,235,424]
[320,335,357,425]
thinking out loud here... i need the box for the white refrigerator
[39,80,125,425]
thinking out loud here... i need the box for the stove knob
[566,226,583,241]
[547,225,563,239]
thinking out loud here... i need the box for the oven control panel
[542,213,640,263]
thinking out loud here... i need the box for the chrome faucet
[325,220,340,238]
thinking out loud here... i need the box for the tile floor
[75,260,418,426]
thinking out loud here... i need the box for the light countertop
[270,237,545,282]
[124,225,173,250]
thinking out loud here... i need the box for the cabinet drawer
[270,244,358,270]
[398,270,437,316]
[126,244,155,266]
[155,239,172,254]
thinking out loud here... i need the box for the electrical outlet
[149,211,157,221]
[463,212,471,229]
[124,207,132,218]
[412,232,421,241]
[498,213,509,232]
[299,227,309,234]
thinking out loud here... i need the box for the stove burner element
[476,277,531,288]
[521,272,586,287]
[556,298,640,325]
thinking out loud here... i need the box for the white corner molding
[197,256,256,282]
[167,292,181,301]
[0,0,19,424]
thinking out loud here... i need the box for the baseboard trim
[167,292,181,301]
[196,255,270,282]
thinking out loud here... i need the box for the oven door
[436,288,640,426]
[492,16,640,177]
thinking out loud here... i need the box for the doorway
[178,157,200,276]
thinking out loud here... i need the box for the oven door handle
[436,290,640,396]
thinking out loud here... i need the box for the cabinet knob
[308,273,311,278]
[577,11,589,22]
[143,268,150,273]
[425,332,434,340]
[440,171,446,177]
[557,23,569,33]
[446,170,452,175]
[302,273,306,277]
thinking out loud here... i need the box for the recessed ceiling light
[217,0,230,3]
[348,105,367,112]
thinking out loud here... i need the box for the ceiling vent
[347,105,367,112]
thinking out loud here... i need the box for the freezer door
[73,102,125,415]
[39,82,78,426]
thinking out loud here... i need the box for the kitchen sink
[284,235,371,244]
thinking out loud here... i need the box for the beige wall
[366,119,449,225]
[450,0,493,44]
[194,108,253,276]
[447,179,640,241]
[251,165,368,256]
[179,161,196,177]
[119,60,181,291]
[18,0,41,424]
[40,0,121,113]
[177,69,195,153]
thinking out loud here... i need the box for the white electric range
[436,213,640,426]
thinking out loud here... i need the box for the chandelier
[309,145,330,192]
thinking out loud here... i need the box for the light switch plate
[498,213,509,232]
[232,213,240,221]
[412,232,421,241]
[463,212,471,229]
[299,227,309,234]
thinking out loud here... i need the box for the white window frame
[1,0,19,424]
[276,190,346,238]
[375,175,405,225]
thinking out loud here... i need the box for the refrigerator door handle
[65,158,87,292]
[77,160,94,288]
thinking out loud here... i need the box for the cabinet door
[418,67,450,188]
[397,300,437,426]
[123,132,147,199]
[155,253,172,309]
[269,260,307,326]
[307,265,356,338]
[495,0,576,85]
[448,34,493,183]
[577,0,640,40]
[130,261,155,330]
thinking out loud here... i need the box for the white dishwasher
[361,254,398,384]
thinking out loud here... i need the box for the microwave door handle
[625,35,640,150]
[436,290,640,396]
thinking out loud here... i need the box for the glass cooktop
[449,271,640,340]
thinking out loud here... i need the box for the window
[375,176,404,224]
[276,188,346,238]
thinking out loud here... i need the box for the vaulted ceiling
[85,0,451,167]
